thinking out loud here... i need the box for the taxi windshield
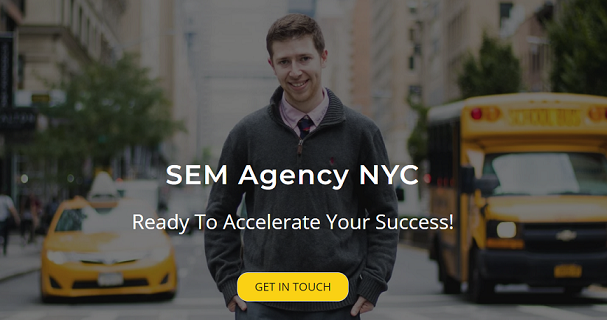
[482,152,607,196]
[54,202,156,233]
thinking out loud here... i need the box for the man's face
[269,35,327,111]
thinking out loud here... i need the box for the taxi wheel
[442,272,461,294]
[437,248,461,294]
[468,249,494,304]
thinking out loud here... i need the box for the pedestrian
[0,188,20,256]
[43,196,60,233]
[20,194,39,245]
[204,13,399,319]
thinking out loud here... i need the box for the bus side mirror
[475,174,500,197]
[473,174,499,216]
[461,166,475,194]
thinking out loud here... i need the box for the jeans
[20,219,34,243]
[0,220,9,255]
[235,303,361,320]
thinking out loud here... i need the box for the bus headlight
[497,222,517,238]
[486,220,524,249]
[487,220,521,238]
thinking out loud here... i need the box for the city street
[2,234,607,319]
[2,1,607,319]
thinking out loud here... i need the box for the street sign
[0,107,37,131]
[15,90,66,107]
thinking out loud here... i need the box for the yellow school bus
[426,93,607,303]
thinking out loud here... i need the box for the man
[205,13,399,319]
[0,188,20,256]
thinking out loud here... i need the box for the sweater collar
[268,86,346,127]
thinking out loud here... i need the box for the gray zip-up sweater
[205,87,399,312]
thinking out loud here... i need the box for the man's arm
[7,198,20,225]
[356,128,400,306]
[204,126,249,307]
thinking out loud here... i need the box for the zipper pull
[297,139,303,155]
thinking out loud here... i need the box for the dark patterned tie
[297,115,313,139]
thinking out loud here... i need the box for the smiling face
[269,35,327,113]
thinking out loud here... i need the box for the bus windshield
[482,152,607,196]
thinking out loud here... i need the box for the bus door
[430,121,461,283]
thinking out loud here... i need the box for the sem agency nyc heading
[166,164,419,190]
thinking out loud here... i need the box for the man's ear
[268,58,277,75]
[321,49,328,68]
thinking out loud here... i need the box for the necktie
[297,116,313,139]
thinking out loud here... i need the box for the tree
[549,0,607,95]
[409,33,521,164]
[407,96,428,166]
[21,54,183,184]
[457,33,522,99]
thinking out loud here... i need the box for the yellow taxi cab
[40,173,177,302]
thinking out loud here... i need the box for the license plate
[97,272,124,287]
[554,264,582,278]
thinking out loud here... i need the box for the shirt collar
[280,88,329,129]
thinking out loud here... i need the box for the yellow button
[238,272,349,302]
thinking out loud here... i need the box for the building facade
[349,0,372,117]
[19,0,123,92]
[114,0,195,178]
[369,0,422,214]
[178,0,289,166]
[316,0,354,110]
[0,0,24,200]
[509,1,552,92]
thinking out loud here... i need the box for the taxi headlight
[496,222,517,238]
[149,246,171,262]
[47,250,68,264]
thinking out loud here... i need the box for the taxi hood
[44,231,170,252]
[486,196,607,222]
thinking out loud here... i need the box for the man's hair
[266,13,325,59]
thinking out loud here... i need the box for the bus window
[428,123,457,187]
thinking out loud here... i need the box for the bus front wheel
[468,249,494,303]
[437,247,461,294]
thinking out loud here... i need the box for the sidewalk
[0,232,42,282]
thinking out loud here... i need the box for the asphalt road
[2,233,607,319]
